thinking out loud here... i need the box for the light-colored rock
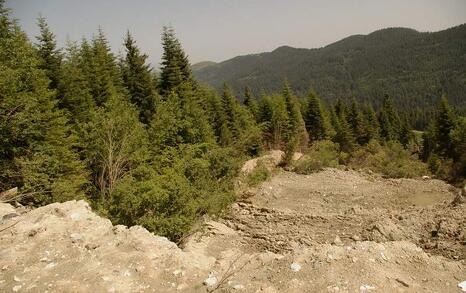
[290,262,301,272]
[203,273,218,287]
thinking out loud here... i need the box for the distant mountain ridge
[193,25,466,122]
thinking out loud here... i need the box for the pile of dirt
[0,166,465,292]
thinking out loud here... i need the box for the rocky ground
[0,158,465,292]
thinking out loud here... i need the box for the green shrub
[245,160,271,187]
[293,140,340,174]
[349,140,429,178]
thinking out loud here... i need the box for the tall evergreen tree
[333,110,355,153]
[243,86,259,121]
[304,91,328,143]
[433,96,457,157]
[121,31,158,124]
[378,95,401,142]
[0,4,87,203]
[282,82,308,162]
[35,15,62,90]
[347,100,366,145]
[159,26,192,95]
[361,104,379,143]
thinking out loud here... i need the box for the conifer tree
[83,29,122,106]
[304,91,328,143]
[379,95,401,142]
[59,40,96,123]
[121,31,158,124]
[243,86,259,121]
[361,104,379,143]
[0,4,87,203]
[433,96,457,156]
[333,110,355,153]
[159,26,192,95]
[35,15,62,90]
[282,82,308,162]
[347,100,366,145]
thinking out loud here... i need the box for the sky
[7,0,466,66]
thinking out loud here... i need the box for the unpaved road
[0,168,465,292]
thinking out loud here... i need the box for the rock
[332,235,343,246]
[203,273,218,287]
[12,285,22,292]
[459,280,466,292]
[422,176,430,180]
[290,262,301,272]
[233,284,245,290]
[359,284,376,292]
[351,235,361,241]
[0,202,17,221]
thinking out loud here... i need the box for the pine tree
[82,29,122,106]
[347,100,366,145]
[0,4,87,203]
[59,40,96,123]
[361,104,379,143]
[243,86,259,121]
[433,96,457,157]
[304,91,328,143]
[35,15,62,90]
[121,31,158,124]
[282,82,308,162]
[159,26,192,95]
[379,95,401,142]
[333,110,355,153]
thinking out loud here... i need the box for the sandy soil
[0,164,465,292]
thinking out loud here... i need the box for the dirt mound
[1,168,465,292]
[0,200,213,292]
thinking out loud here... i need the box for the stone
[290,262,301,272]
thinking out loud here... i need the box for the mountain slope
[193,25,466,118]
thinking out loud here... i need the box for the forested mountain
[193,25,466,128]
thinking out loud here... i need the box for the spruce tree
[379,95,401,142]
[347,100,366,145]
[243,86,259,121]
[304,91,328,143]
[159,26,192,95]
[282,82,308,162]
[433,96,457,157]
[35,15,62,90]
[333,111,355,153]
[361,104,379,143]
[121,31,158,124]
[0,4,87,203]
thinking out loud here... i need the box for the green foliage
[303,91,329,142]
[245,161,271,187]
[121,31,158,124]
[348,140,428,178]
[159,26,192,95]
[293,140,340,174]
[0,7,87,203]
[35,16,62,90]
[193,25,466,128]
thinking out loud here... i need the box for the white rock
[203,274,218,287]
[12,285,22,292]
[290,262,301,272]
[459,281,466,292]
[233,284,245,290]
[13,275,21,282]
[360,284,376,292]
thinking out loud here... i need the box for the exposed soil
[0,163,465,292]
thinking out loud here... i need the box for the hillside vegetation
[193,25,466,128]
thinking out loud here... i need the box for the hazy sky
[7,0,466,66]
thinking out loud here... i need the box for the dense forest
[0,1,465,241]
[193,25,466,129]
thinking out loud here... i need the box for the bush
[293,140,340,174]
[245,160,271,187]
[348,140,429,178]
[103,143,241,242]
